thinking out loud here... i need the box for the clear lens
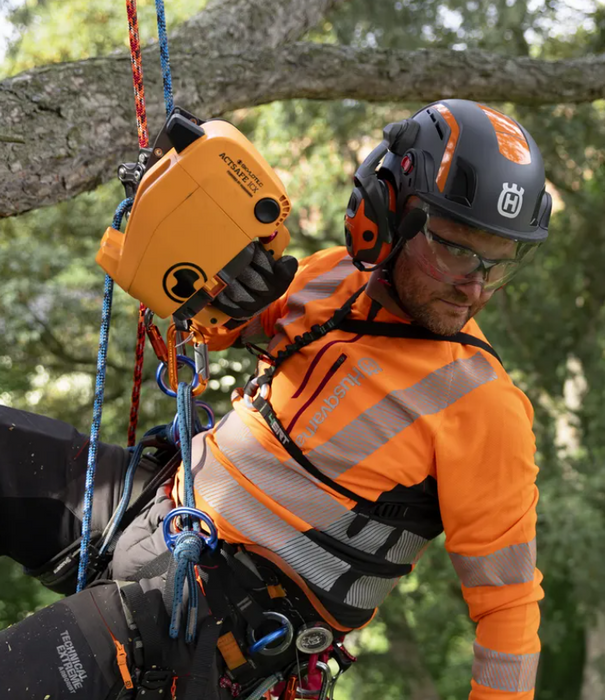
[405,206,539,290]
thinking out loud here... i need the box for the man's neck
[366,267,412,321]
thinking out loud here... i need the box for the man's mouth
[439,299,471,309]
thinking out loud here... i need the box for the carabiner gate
[166,323,208,396]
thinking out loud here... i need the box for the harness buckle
[243,376,271,410]
[135,669,173,699]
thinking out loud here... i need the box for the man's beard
[395,278,475,336]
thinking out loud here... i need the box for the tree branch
[32,314,129,373]
[1,7,604,218]
[176,0,343,49]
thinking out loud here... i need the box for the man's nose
[454,277,484,303]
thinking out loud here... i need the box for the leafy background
[1,1,604,698]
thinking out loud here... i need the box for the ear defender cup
[344,179,396,266]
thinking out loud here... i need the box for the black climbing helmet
[380,99,551,243]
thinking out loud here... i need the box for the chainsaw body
[96,107,291,327]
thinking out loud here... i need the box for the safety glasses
[404,207,539,290]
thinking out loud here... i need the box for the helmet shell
[380,99,551,242]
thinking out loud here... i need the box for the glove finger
[238,264,269,294]
[250,243,274,274]
[273,255,298,284]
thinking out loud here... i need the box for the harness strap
[182,617,224,700]
[337,319,503,364]
[248,286,367,391]
[252,393,375,507]
[121,582,165,670]
[129,551,173,582]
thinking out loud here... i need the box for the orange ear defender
[96,106,291,327]
[344,119,419,269]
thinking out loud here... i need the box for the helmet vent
[445,157,476,207]
[426,109,444,140]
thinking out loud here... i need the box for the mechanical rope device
[96,106,292,328]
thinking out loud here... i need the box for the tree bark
[1,0,604,217]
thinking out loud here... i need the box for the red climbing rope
[126,0,149,149]
[125,0,149,446]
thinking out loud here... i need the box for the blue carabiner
[249,625,290,656]
[163,507,218,552]
[156,355,200,398]
[170,401,215,444]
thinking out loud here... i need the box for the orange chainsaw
[96,106,291,328]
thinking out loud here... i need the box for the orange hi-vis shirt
[176,247,543,700]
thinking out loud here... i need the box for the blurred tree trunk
[1,0,605,217]
[384,619,442,700]
[581,611,605,700]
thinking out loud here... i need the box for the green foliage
[0,558,60,628]
[2,1,605,699]
[2,0,208,77]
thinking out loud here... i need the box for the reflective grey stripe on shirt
[306,352,498,481]
[194,446,350,593]
[268,252,354,351]
[473,642,539,692]
[450,539,536,588]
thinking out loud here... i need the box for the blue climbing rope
[98,423,170,558]
[163,382,218,642]
[76,197,133,593]
[154,0,174,116]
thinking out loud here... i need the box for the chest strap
[337,319,502,364]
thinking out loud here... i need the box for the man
[0,99,549,699]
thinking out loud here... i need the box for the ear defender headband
[345,120,425,270]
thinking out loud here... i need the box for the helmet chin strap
[378,208,429,316]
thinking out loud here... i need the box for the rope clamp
[117,147,152,199]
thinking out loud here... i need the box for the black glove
[212,242,298,321]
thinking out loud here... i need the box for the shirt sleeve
[195,248,345,351]
[435,364,544,700]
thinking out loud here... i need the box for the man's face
[391,205,516,336]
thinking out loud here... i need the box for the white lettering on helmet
[497,183,524,219]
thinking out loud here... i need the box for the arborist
[0,98,550,700]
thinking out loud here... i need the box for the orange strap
[112,638,134,690]
[217,632,247,670]
[282,675,298,700]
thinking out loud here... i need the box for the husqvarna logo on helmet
[497,183,524,219]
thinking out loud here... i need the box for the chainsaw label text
[219,152,264,197]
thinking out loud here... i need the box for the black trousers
[0,407,209,699]
[0,406,135,571]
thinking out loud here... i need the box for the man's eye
[445,244,474,258]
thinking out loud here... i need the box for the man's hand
[212,242,298,321]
